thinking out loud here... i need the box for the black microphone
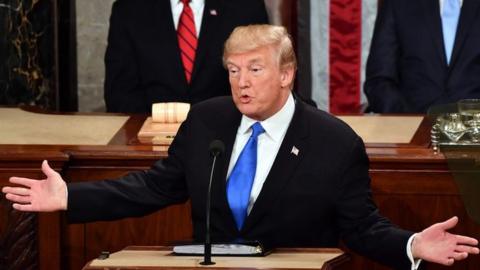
[209,140,225,157]
[200,140,225,265]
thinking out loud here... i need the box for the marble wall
[76,0,114,112]
[0,0,56,109]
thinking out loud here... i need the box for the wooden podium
[82,246,350,270]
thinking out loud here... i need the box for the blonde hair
[223,24,297,71]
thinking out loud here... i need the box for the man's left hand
[412,216,479,265]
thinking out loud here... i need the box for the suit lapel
[210,105,242,232]
[421,0,447,65]
[191,0,223,82]
[242,101,310,233]
[154,0,189,90]
[449,0,480,69]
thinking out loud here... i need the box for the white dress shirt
[439,0,463,13]
[170,0,205,36]
[227,94,295,214]
[407,233,422,270]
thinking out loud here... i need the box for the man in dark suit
[3,25,478,269]
[104,0,268,113]
[364,0,480,113]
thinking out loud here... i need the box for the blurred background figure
[0,0,379,114]
[364,0,480,113]
[104,0,269,113]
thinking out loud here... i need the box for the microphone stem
[201,154,217,265]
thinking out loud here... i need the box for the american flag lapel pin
[210,9,217,16]
[291,146,299,156]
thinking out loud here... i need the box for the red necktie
[177,0,197,83]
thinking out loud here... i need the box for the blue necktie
[227,122,265,230]
[441,0,460,65]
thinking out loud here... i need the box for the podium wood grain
[82,247,350,270]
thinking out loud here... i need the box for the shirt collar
[238,93,295,142]
[171,0,204,10]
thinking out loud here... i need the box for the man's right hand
[2,160,68,212]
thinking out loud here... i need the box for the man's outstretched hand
[2,160,67,212]
[412,216,479,265]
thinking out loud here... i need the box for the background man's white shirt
[170,0,205,36]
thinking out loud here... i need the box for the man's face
[225,45,294,121]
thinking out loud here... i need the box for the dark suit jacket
[364,0,480,113]
[68,96,413,269]
[104,0,268,113]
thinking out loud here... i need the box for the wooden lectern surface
[337,115,423,144]
[84,247,348,270]
[0,108,128,145]
[137,115,425,145]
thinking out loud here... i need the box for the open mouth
[239,95,252,103]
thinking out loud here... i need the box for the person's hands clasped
[2,160,68,212]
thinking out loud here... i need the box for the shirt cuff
[65,186,69,210]
[406,233,422,270]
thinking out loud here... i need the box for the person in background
[104,0,268,113]
[364,0,480,113]
[4,25,479,270]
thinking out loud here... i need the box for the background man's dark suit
[364,0,480,113]
[67,96,413,269]
[104,0,268,113]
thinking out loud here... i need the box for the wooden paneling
[347,168,480,270]
[1,112,480,270]
[0,155,67,270]
[61,155,192,270]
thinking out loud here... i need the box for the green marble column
[0,0,57,109]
